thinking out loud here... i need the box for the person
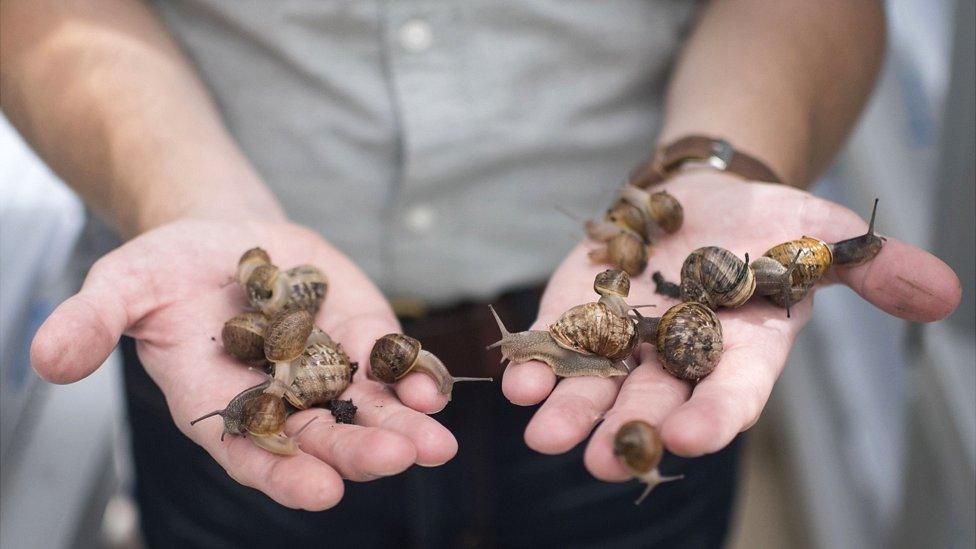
[2,0,961,547]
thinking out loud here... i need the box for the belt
[397,284,545,379]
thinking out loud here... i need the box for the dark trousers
[121,289,741,548]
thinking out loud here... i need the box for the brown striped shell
[240,392,288,436]
[264,309,313,362]
[222,311,270,363]
[648,191,683,234]
[594,268,631,298]
[282,265,328,314]
[236,247,272,285]
[286,341,356,409]
[606,199,650,236]
[763,237,832,307]
[369,333,420,383]
[613,420,664,475]
[604,231,649,276]
[655,302,723,382]
[679,247,755,309]
[246,263,280,303]
[550,302,637,361]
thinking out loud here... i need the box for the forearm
[1,0,285,238]
[659,0,885,188]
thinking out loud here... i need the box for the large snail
[614,420,683,504]
[190,380,316,455]
[488,270,723,381]
[286,331,358,410]
[585,188,683,276]
[369,334,492,396]
[235,247,328,315]
[655,199,885,317]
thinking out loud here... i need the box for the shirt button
[399,19,433,53]
[403,205,435,234]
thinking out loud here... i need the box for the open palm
[502,171,961,483]
[30,218,458,510]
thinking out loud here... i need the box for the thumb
[31,247,155,384]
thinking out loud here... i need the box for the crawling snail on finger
[654,199,885,318]
[488,269,724,382]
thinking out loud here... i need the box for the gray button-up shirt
[153,0,700,305]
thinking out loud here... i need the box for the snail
[655,199,885,317]
[637,302,723,382]
[369,334,492,395]
[613,420,683,504]
[488,270,722,380]
[585,188,683,275]
[222,311,270,364]
[190,380,316,455]
[286,335,358,410]
[234,247,328,315]
[263,309,314,397]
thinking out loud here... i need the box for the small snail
[234,248,328,315]
[190,380,316,455]
[286,337,358,410]
[613,420,683,504]
[585,188,683,275]
[640,302,723,382]
[655,199,885,317]
[263,309,314,397]
[489,270,723,380]
[369,334,492,395]
[222,311,270,364]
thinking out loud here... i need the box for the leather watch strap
[629,135,783,188]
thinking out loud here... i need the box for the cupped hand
[503,171,961,482]
[30,218,457,510]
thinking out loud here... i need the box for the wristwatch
[629,135,783,188]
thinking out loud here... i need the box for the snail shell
[281,264,328,314]
[762,237,831,307]
[606,200,650,237]
[222,311,270,364]
[647,190,683,234]
[614,420,665,476]
[550,301,637,362]
[656,302,723,382]
[264,309,313,362]
[236,247,272,287]
[241,392,288,436]
[679,246,755,309]
[286,341,356,409]
[594,268,631,298]
[369,333,420,383]
[588,231,649,277]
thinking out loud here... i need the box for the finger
[285,410,417,481]
[833,237,961,322]
[502,360,558,406]
[660,331,792,458]
[327,311,451,414]
[185,407,345,511]
[583,359,691,481]
[523,375,621,454]
[803,197,961,322]
[30,248,159,384]
[343,380,458,466]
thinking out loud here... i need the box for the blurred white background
[1,1,972,547]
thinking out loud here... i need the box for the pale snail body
[369,334,492,395]
[661,200,885,316]
[585,188,683,275]
[286,340,357,409]
[613,420,683,505]
[189,380,316,456]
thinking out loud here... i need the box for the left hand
[501,171,961,481]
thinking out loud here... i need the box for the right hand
[30,218,458,510]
